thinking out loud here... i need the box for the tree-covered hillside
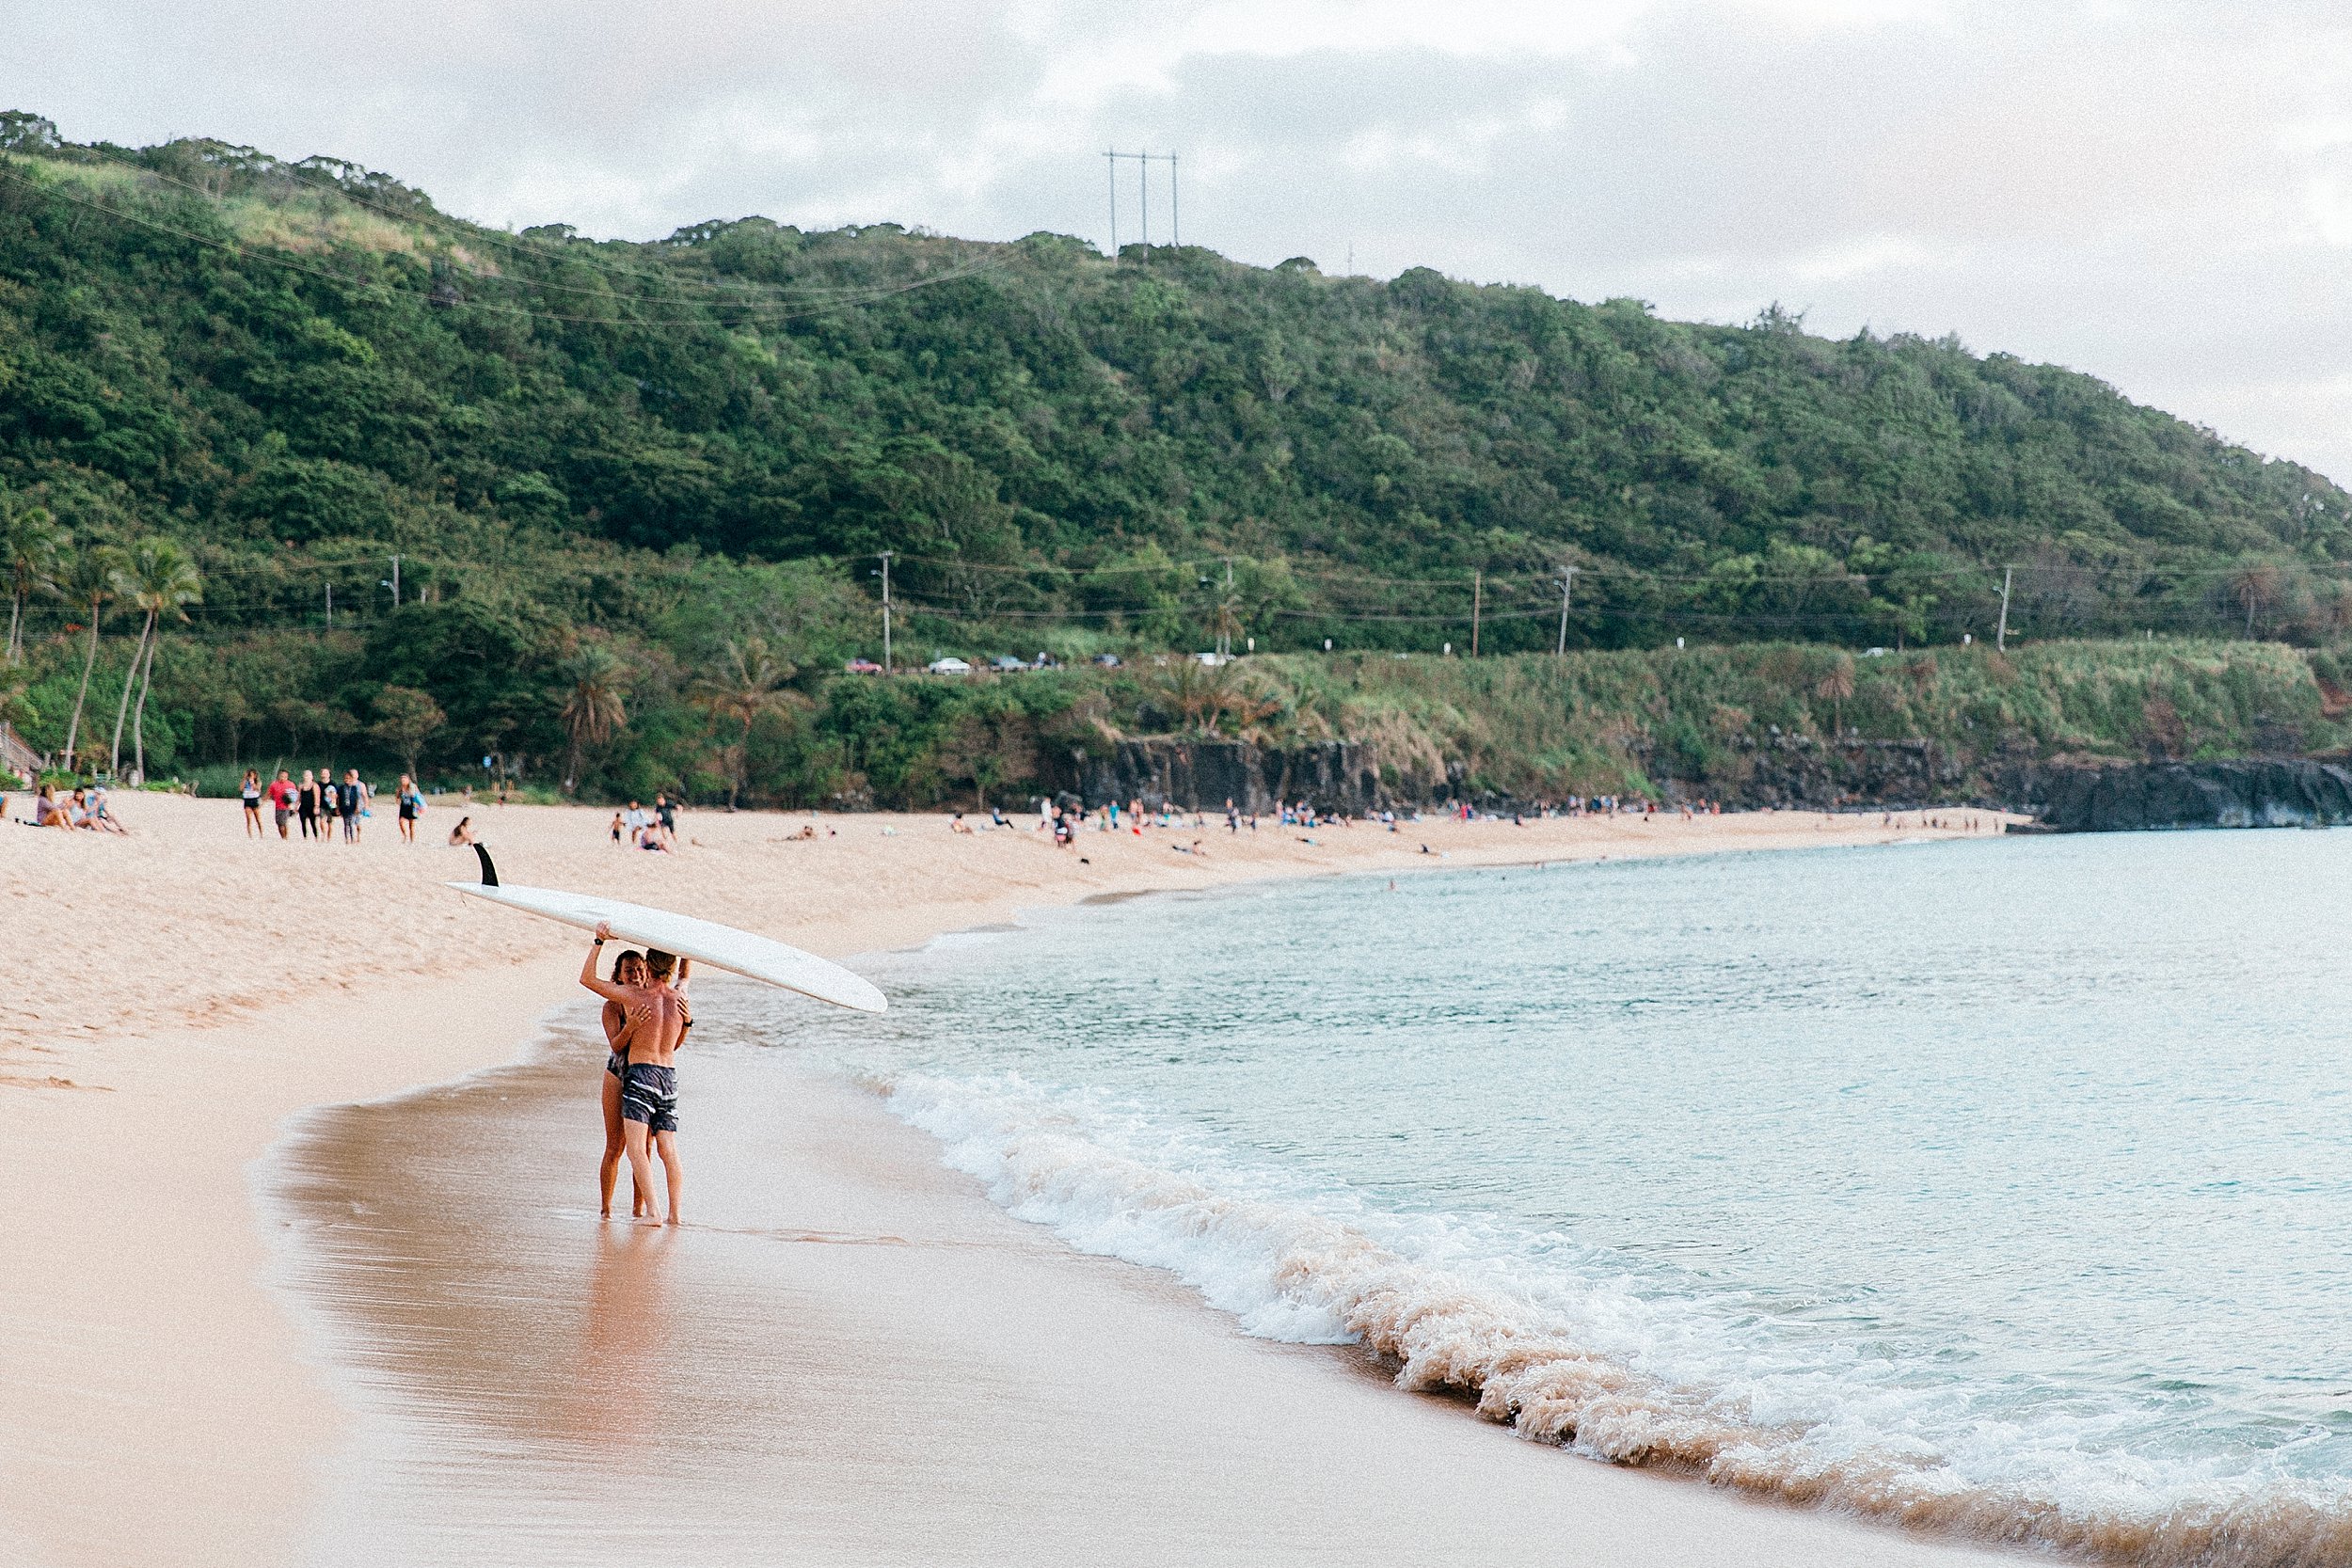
[3,113,2348,800]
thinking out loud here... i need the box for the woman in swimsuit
[395,774,421,845]
[239,770,262,837]
[597,949,652,1218]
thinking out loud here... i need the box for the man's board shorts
[274,808,291,829]
[620,1061,677,1134]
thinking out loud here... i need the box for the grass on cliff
[1247,640,2350,799]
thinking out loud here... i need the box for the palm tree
[691,636,798,809]
[56,543,129,775]
[0,491,60,665]
[1815,656,1856,741]
[109,538,201,783]
[557,644,630,793]
[2230,563,2281,639]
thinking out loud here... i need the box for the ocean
[758,827,2352,1564]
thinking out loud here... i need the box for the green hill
[2,113,2347,801]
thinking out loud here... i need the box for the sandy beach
[2,793,2020,1567]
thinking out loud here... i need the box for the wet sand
[1,795,2013,1567]
[271,1010,2021,1567]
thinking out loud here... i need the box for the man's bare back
[580,924,691,1224]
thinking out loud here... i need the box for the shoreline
[0,796,2014,1568]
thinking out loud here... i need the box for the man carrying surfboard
[580,923,691,1225]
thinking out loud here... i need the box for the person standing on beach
[296,768,320,839]
[395,775,421,844]
[596,948,652,1218]
[239,770,262,837]
[339,768,365,842]
[580,924,690,1225]
[317,770,339,843]
[267,769,297,840]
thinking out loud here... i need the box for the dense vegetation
[3,112,2348,803]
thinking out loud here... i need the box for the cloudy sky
[8,2,2352,479]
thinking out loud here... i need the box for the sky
[8,1,2352,480]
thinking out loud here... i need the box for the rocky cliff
[1065,738,1384,815]
[2028,759,2352,832]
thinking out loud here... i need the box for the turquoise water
[755,831,2352,1562]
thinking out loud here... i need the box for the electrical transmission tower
[1104,150,1179,259]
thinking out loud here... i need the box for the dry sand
[0,792,2019,1567]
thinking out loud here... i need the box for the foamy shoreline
[1,795,2014,1567]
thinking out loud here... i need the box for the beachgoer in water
[597,948,651,1218]
[240,770,262,837]
[580,925,691,1225]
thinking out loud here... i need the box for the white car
[927,657,974,674]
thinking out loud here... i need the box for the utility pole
[1996,564,2013,652]
[1470,571,1483,657]
[879,551,894,673]
[1103,151,1179,261]
[389,554,400,605]
[1557,565,1575,656]
[1217,556,1234,659]
[325,582,333,629]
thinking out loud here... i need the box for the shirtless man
[580,924,691,1225]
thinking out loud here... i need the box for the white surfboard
[449,864,886,1014]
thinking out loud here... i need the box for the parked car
[1091,653,1122,667]
[927,657,974,675]
[843,657,883,674]
[990,655,1027,673]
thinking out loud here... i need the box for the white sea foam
[890,1071,2352,1567]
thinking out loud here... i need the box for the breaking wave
[890,1072,2352,1568]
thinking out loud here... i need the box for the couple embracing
[580,924,691,1225]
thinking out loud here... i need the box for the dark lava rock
[2035,758,2352,832]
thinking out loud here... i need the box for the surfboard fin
[473,844,500,886]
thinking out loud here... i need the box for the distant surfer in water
[580,924,691,1225]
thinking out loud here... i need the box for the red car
[844,658,884,674]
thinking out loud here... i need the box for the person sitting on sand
[84,784,128,835]
[446,814,475,847]
[950,812,973,834]
[580,924,691,1225]
[32,783,73,830]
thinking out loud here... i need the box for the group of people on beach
[609,794,680,852]
[237,768,429,844]
[581,925,691,1225]
[13,781,128,832]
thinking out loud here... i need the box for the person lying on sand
[580,925,691,1225]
